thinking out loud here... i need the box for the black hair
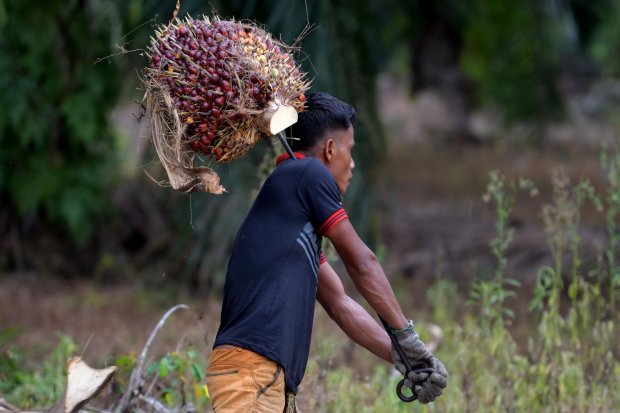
[289,92,356,151]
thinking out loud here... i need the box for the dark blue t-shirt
[213,154,348,393]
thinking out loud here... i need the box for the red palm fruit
[214,96,225,107]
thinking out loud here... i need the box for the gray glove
[390,321,448,404]
[390,320,434,375]
[407,357,448,404]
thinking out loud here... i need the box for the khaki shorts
[206,345,285,413]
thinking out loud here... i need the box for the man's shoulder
[274,156,330,179]
[277,155,319,168]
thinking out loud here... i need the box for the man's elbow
[347,249,380,280]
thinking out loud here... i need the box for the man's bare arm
[325,219,408,329]
[316,261,391,362]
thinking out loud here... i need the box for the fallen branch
[114,304,189,413]
[136,396,170,413]
[0,398,21,413]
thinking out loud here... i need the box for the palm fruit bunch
[143,16,310,164]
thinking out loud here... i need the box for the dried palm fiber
[142,15,310,194]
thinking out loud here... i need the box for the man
[206,92,447,412]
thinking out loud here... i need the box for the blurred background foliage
[1,0,620,292]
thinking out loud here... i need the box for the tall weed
[300,153,619,412]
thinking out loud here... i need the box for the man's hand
[391,321,448,404]
[408,357,448,403]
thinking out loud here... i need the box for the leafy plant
[469,170,536,332]
[0,0,144,243]
[600,145,620,313]
[298,157,618,413]
[0,333,76,409]
[117,349,210,410]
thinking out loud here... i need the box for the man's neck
[275,151,307,166]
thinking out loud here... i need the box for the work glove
[390,320,434,375]
[390,321,448,403]
[407,356,448,404]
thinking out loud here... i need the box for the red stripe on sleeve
[319,252,327,265]
[319,208,348,236]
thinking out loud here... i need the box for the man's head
[290,92,356,194]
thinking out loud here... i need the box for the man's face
[325,125,355,194]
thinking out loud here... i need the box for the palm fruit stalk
[142,15,310,194]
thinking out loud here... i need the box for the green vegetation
[0,333,76,409]
[1,1,619,411]
[0,1,144,243]
[298,152,619,412]
[115,349,211,411]
[2,0,620,282]
[2,150,618,411]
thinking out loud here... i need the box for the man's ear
[324,139,336,162]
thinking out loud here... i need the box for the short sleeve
[319,251,327,265]
[297,160,348,236]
